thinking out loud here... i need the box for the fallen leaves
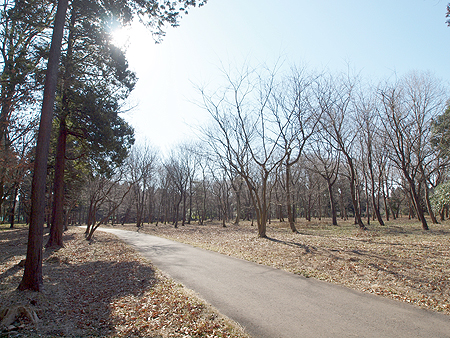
[0,226,249,337]
[135,218,450,316]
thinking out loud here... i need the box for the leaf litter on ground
[131,217,450,316]
[0,225,250,337]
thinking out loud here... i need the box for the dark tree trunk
[327,180,338,226]
[174,195,182,228]
[408,179,428,230]
[234,190,241,225]
[318,192,322,221]
[424,182,438,224]
[383,178,390,221]
[9,187,19,228]
[369,167,384,226]
[347,159,365,229]
[181,191,186,226]
[46,6,77,248]
[46,119,67,248]
[19,0,69,292]
[285,165,298,232]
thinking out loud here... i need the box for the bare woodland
[2,68,450,241]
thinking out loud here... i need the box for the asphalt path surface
[100,228,450,338]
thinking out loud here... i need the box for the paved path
[100,228,450,338]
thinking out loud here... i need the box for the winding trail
[100,228,450,338]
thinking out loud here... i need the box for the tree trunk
[46,118,67,248]
[424,182,438,224]
[181,191,186,226]
[234,190,241,225]
[408,179,429,230]
[285,165,298,232]
[383,181,390,221]
[174,196,181,228]
[306,194,311,222]
[257,206,267,238]
[19,0,69,291]
[9,186,19,228]
[318,191,322,221]
[187,189,193,224]
[327,180,338,226]
[370,177,384,227]
[347,159,365,229]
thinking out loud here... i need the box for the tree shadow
[0,230,78,280]
[0,228,160,337]
[2,257,158,337]
[266,236,317,253]
[0,228,28,264]
[41,259,157,336]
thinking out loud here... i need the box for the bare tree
[200,65,287,237]
[274,67,320,232]
[163,148,190,228]
[306,140,341,225]
[128,144,157,228]
[84,168,134,240]
[207,163,230,227]
[355,89,385,225]
[315,73,366,229]
[379,71,446,230]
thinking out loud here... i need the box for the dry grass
[130,217,450,316]
[0,225,250,337]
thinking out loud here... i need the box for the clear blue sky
[121,0,450,152]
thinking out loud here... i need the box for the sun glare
[111,27,131,48]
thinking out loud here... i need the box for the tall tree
[19,0,69,292]
[201,66,287,237]
[128,144,157,228]
[20,0,208,290]
[306,140,341,225]
[355,90,385,225]
[315,73,366,229]
[46,0,136,248]
[163,151,189,228]
[0,0,53,212]
[47,0,209,247]
[274,67,319,232]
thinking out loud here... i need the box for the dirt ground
[131,217,450,316]
[0,225,250,337]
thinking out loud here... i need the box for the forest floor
[0,225,250,337]
[127,217,450,316]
